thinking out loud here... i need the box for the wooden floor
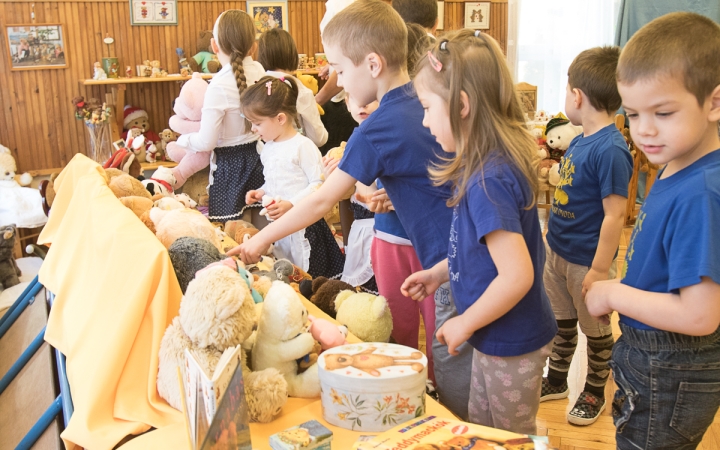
[418,212,720,449]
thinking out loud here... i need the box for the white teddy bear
[543,116,582,186]
[0,145,46,228]
[252,280,321,398]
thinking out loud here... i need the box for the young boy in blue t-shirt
[586,12,720,449]
[229,0,473,420]
[540,46,633,426]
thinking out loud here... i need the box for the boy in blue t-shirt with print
[229,0,473,420]
[586,12,720,449]
[540,46,633,426]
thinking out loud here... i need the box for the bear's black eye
[557,136,561,139]
[338,357,347,363]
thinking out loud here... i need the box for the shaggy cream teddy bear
[252,281,321,398]
[335,290,393,343]
[157,265,288,423]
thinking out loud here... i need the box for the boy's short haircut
[568,46,622,114]
[392,0,437,29]
[257,28,299,72]
[323,0,407,71]
[618,11,720,106]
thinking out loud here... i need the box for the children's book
[355,415,555,450]
[180,345,252,450]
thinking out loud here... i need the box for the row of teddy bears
[91,31,221,80]
[90,166,393,423]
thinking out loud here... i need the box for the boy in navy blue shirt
[229,0,473,420]
[540,46,633,426]
[586,12,720,449]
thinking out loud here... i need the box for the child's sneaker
[567,391,606,425]
[540,377,569,402]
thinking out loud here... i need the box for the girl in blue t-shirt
[401,30,558,434]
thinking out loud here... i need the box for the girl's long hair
[415,29,538,208]
[214,10,255,132]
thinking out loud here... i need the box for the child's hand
[582,267,610,297]
[585,278,620,325]
[322,156,340,177]
[246,189,265,205]
[318,65,331,80]
[436,315,473,356]
[226,235,271,264]
[265,200,292,220]
[368,188,394,213]
[401,269,442,301]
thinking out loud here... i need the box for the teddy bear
[147,60,167,78]
[0,224,21,292]
[189,31,221,74]
[299,276,355,319]
[157,265,288,423]
[150,207,223,252]
[166,72,211,188]
[307,315,348,350]
[107,171,152,200]
[544,114,582,161]
[157,129,179,162]
[0,145,47,229]
[323,346,424,376]
[252,281,321,398]
[103,147,141,178]
[334,290,393,343]
[122,105,161,144]
[255,259,311,285]
[142,166,176,196]
[175,48,193,76]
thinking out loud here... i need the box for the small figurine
[93,61,107,80]
[109,62,119,78]
[126,65,133,78]
[142,60,153,77]
[176,48,193,77]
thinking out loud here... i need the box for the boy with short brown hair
[587,12,720,449]
[540,45,633,426]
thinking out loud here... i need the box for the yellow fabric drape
[38,154,183,450]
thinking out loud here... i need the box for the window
[511,0,622,114]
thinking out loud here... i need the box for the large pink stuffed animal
[166,72,211,188]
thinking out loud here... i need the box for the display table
[79,74,214,143]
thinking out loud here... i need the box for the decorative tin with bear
[318,343,428,432]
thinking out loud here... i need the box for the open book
[179,345,252,450]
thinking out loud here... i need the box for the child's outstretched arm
[586,277,720,335]
[436,229,534,356]
[582,194,626,296]
[227,168,357,263]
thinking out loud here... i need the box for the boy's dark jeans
[610,323,720,449]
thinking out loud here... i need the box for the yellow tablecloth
[38,154,459,450]
[38,154,183,450]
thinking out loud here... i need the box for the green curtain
[615,0,720,46]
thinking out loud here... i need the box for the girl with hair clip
[257,28,328,147]
[173,10,265,222]
[401,30,557,434]
[242,76,345,279]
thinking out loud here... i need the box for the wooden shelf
[141,161,178,171]
[80,74,214,85]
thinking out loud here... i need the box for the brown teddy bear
[0,225,21,292]
[323,346,424,376]
[299,276,355,319]
[189,31,221,74]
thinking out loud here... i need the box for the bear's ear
[371,295,389,319]
[334,290,354,311]
[312,276,329,293]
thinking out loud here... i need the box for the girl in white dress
[241,76,345,279]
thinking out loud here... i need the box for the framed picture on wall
[247,1,289,40]
[464,2,490,30]
[6,24,67,70]
[436,2,444,30]
[129,0,177,25]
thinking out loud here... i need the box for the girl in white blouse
[173,10,265,222]
[241,76,345,280]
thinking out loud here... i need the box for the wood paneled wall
[0,0,507,171]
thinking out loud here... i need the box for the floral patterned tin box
[318,343,428,432]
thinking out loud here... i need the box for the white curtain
[511,0,623,114]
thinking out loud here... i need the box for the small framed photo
[464,2,490,30]
[437,1,444,30]
[129,0,177,25]
[247,1,289,40]
[113,139,126,151]
[6,24,67,71]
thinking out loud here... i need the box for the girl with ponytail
[174,10,265,221]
